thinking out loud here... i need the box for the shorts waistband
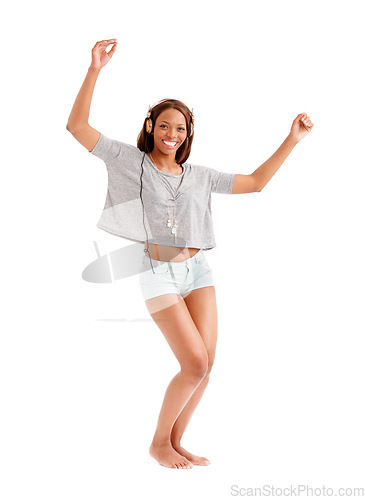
[144,248,203,266]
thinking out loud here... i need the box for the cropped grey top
[90,132,235,250]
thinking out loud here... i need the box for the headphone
[139,99,194,273]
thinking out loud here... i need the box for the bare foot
[171,443,210,466]
[149,441,194,469]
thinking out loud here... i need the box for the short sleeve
[89,132,122,163]
[210,167,235,194]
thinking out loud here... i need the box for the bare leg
[170,286,218,466]
[144,293,209,469]
[170,373,212,465]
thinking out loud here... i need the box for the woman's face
[152,108,188,158]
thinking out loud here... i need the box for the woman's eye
[159,125,185,132]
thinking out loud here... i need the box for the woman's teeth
[162,140,177,147]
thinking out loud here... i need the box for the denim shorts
[138,249,214,301]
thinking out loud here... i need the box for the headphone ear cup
[188,112,194,137]
[146,117,154,134]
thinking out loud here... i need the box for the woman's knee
[181,351,209,380]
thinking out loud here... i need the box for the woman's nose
[166,130,177,139]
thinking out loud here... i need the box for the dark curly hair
[137,98,194,165]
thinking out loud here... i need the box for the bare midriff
[143,242,200,262]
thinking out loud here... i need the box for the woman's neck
[148,150,181,173]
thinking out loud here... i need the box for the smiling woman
[67,39,314,470]
[137,98,195,167]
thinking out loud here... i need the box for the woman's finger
[93,39,117,50]
[301,115,313,129]
[98,39,117,45]
[92,42,117,55]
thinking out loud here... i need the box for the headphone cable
[139,115,156,274]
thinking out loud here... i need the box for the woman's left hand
[289,113,314,144]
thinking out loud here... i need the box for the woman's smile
[162,139,179,149]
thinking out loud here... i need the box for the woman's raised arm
[66,39,118,151]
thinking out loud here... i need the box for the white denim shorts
[138,249,214,300]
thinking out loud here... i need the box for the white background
[1,0,364,498]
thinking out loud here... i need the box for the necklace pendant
[171,219,178,234]
[167,219,172,228]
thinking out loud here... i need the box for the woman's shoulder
[186,161,211,175]
[90,132,143,163]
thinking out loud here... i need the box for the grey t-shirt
[90,132,235,250]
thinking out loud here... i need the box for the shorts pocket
[194,252,204,265]
[153,262,170,275]
[195,252,209,268]
[141,258,170,276]
[192,258,212,281]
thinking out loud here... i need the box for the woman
[67,39,314,470]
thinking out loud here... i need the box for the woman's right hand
[90,39,118,71]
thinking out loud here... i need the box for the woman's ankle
[170,434,182,447]
[151,435,171,446]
